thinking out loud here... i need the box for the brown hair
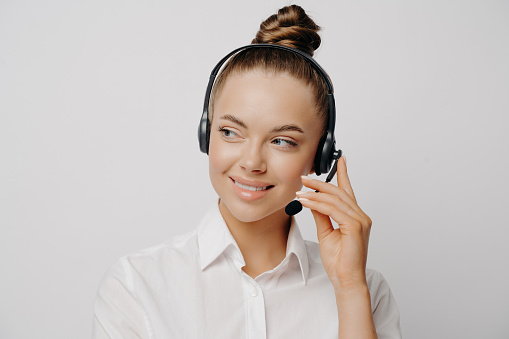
[209,5,330,134]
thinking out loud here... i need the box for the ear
[308,164,316,175]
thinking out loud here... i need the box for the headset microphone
[285,200,303,216]
[285,150,342,216]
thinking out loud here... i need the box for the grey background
[1,0,508,338]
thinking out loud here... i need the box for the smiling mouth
[232,180,274,191]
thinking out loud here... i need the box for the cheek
[271,152,315,189]
[208,134,236,176]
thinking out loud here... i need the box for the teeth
[234,181,269,191]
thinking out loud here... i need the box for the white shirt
[93,203,402,338]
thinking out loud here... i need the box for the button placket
[250,286,258,297]
[242,275,266,338]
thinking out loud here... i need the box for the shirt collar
[197,202,242,271]
[197,201,310,285]
[285,215,310,285]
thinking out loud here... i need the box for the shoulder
[365,269,402,338]
[365,268,398,305]
[366,268,388,291]
[365,268,397,309]
[98,228,199,291]
[92,230,201,338]
[122,228,198,265]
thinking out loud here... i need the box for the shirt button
[250,287,258,297]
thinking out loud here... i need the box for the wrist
[335,283,369,296]
[333,278,369,295]
[334,283,372,310]
[334,283,376,339]
[331,272,368,292]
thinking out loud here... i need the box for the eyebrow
[219,115,246,129]
[270,124,304,134]
[219,114,304,134]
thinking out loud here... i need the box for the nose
[239,141,267,174]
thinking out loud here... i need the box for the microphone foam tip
[285,200,302,216]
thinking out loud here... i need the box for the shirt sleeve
[92,258,152,339]
[369,270,402,339]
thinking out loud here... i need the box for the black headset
[198,43,341,176]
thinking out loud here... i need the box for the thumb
[310,209,336,242]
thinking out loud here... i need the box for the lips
[233,181,274,192]
[234,181,270,191]
[229,176,274,201]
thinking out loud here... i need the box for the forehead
[213,70,321,130]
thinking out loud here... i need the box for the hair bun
[252,5,321,56]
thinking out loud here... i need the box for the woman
[93,5,401,338]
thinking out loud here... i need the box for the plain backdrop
[1,0,508,338]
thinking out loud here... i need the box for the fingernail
[296,191,306,195]
[298,197,309,202]
[301,175,312,181]
[343,155,347,165]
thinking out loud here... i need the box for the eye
[272,138,298,149]
[218,127,240,140]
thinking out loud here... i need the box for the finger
[308,208,335,241]
[301,175,339,193]
[298,197,361,236]
[337,156,357,203]
[296,190,365,219]
[301,175,358,209]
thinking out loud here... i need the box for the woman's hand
[297,156,372,290]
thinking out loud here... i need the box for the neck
[218,200,291,279]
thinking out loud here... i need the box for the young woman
[93,5,401,338]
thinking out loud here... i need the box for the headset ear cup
[206,120,210,154]
[314,136,326,176]
[318,133,335,176]
[198,110,210,154]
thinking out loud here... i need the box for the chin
[220,197,289,223]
